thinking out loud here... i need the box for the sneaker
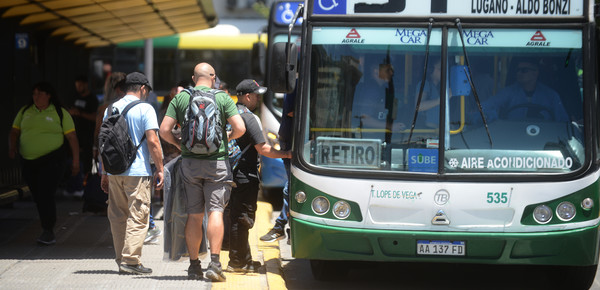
[119,263,152,275]
[259,228,285,243]
[188,261,203,280]
[205,261,226,282]
[144,227,162,244]
[226,261,260,273]
[37,230,56,245]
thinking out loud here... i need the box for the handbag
[82,159,107,213]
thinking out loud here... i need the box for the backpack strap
[55,104,64,125]
[182,87,195,108]
[239,143,252,156]
[236,103,252,115]
[233,103,253,171]
[113,100,147,146]
[121,100,145,116]
[183,87,224,100]
[182,87,225,118]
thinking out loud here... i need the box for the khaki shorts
[181,158,233,214]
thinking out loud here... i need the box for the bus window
[306,27,443,171]
[447,28,584,173]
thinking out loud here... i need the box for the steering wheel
[501,103,555,120]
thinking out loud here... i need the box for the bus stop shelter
[0,0,217,197]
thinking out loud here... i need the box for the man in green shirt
[160,62,245,282]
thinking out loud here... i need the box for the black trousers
[21,149,66,231]
[228,179,259,267]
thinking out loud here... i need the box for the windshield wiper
[455,19,493,147]
[407,19,433,146]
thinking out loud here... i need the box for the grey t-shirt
[234,104,266,183]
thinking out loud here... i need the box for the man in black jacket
[227,79,292,272]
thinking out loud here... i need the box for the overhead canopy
[1,0,218,48]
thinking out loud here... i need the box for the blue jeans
[273,158,290,231]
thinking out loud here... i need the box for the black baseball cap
[236,79,267,95]
[125,72,152,90]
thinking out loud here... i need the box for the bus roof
[118,24,267,50]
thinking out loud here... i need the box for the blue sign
[313,0,347,15]
[15,33,29,50]
[275,2,303,26]
[408,149,438,173]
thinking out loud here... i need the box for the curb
[212,201,286,290]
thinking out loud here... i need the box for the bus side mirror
[251,41,266,78]
[269,42,297,93]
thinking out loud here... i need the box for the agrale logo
[526,31,550,47]
[342,28,365,44]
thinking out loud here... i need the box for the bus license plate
[417,240,465,256]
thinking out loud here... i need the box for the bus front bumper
[290,218,600,266]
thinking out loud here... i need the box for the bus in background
[270,0,599,287]
[256,0,303,197]
[92,25,266,99]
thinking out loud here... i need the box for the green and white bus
[269,0,599,286]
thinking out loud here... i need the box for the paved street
[3,195,600,289]
[0,197,284,289]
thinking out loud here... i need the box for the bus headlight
[581,198,594,211]
[332,201,351,219]
[312,196,330,215]
[295,191,307,203]
[556,201,576,221]
[533,205,553,224]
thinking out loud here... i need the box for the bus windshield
[303,26,584,174]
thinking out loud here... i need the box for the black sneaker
[259,228,285,243]
[188,261,203,280]
[119,263,152,275]
[226,261,260,273]
[37,230,56,246]
[205,261,226,282]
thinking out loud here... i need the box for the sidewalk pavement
[0,197,286,289]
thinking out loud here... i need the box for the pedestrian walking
[159,62,246,282]
[9,82,80,245]
[101,72,164,275]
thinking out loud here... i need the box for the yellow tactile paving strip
[212,201,287,290]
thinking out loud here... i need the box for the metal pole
[144,38,153,87]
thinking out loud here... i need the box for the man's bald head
[192,62,216,87]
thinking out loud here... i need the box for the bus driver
[479,57,569,123]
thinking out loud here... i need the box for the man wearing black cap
[101,72,164,275]
[226,79,292,273]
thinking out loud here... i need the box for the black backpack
[227,105,252,173]
[181,87,224,154]
[98,100,146,175]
